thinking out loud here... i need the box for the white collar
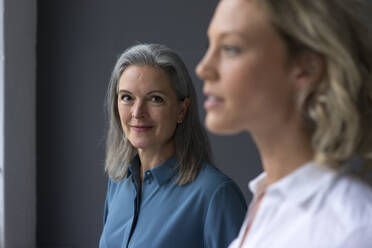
[249,162,339,204]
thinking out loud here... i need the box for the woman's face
[117,65,187,151]
[196,0,299,135]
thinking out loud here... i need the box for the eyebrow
[117,89,131,94]
[117,89,167,96]
[146,90,167,96]
[208,29,248,40]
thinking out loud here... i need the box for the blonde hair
[255,0,372,175]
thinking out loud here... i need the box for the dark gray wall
[37,1,262,247]
[3,0,37,247]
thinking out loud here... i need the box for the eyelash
[222,45,241,56]
[119,94,164,104]
[120,94,132,102]
[150,95,164,103]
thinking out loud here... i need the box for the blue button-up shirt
[99,156,247,248]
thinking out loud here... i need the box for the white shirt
[229,162,372,248]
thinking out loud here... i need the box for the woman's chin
[205,113,242,135]
[128,140,150,150]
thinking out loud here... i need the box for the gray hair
[105,43,212,185]
[253,0,372,176]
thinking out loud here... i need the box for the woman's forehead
[208,0,271,40]
[118,65,175,95]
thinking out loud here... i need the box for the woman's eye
[120,94,132,102]
[151,96,164,103]
[222,45,241,56]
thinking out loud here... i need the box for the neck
[137,141,175,178]
[251,117,313,186]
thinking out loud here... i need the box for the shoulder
[327,176,372,247]
[193,162,240,192]
[326,173,372,215]
[188,162,246,206]
[196,164,247,247]
[105,177,129,201]
[107,177,123,190]
[318,173,372,234]
[293,171,372,246]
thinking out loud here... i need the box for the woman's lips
[131,126,153,132]
[204,95,224,110]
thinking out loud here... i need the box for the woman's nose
[132,101,146,119]
[195,48,217,81]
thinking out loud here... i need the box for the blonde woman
[196,0,372,247]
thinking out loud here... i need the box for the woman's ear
[177,97,190,123]
[291,52,326,91]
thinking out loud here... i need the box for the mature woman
[99,43,246,248]
[196,0,372,247]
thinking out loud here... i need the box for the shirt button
[145,171,153,184]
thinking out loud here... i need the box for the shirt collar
[127,155,140,178]
[127,155,178,185]
[249,162,338,204]
[151,156,178,185]
[127,155,141,188]
[249,172,267,198]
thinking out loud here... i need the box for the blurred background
[1,0,262,247]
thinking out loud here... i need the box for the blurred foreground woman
[196,0,372,247]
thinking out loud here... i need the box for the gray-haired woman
[99,43,247,248]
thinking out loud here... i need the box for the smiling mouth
[130,125,153,132]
